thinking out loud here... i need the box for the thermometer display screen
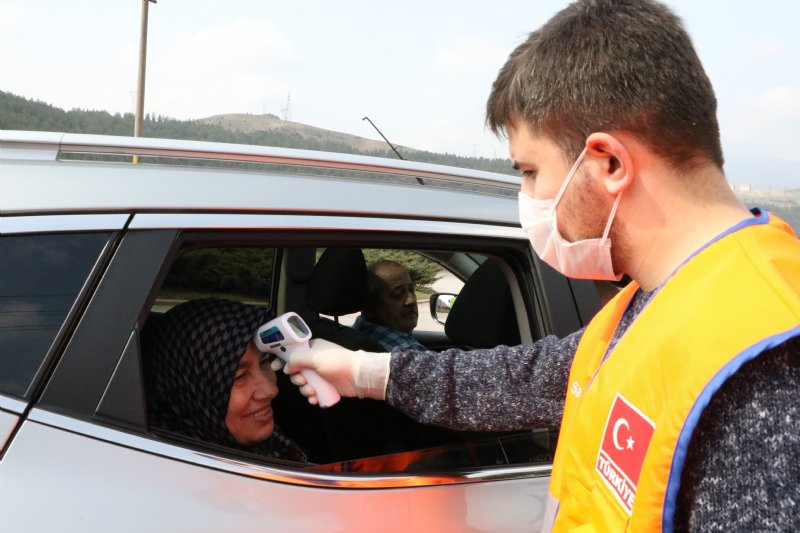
[258,326,284,344]
[288,315,310,338]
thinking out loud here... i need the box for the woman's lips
[246,406,273,421]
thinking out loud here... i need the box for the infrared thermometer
[254,312,341,408]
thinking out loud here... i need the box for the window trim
[129,213,524,239]
[0,214,128,234]
[0,394,27,415]
[28,408,552,490]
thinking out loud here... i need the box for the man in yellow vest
[281,0,799,530]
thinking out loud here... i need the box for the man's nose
[404,289,416,305]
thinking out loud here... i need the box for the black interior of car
[141,244,526,466]
[444,259,521,349]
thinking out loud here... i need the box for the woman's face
[225,342,279,445]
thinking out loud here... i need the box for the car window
[152,247,276,313]
[0,232,111,398]
[321,248,467,335]
[137,239,558,473]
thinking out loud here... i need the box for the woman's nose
[253,369,279,400]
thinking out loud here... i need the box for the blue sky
[1,1,798,188]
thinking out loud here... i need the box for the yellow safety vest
[545,211,800,532]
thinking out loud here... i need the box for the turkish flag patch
[595,393,656,515]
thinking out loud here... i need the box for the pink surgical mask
[518,148,623,281]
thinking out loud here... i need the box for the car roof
[0,131,521,226]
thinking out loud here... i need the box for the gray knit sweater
[386,290,799,531]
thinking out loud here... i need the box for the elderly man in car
[352,260,427,351]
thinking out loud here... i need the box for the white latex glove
[274,338,390,405]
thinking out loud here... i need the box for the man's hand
[274,338,390,405]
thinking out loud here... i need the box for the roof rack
[0,130,520,190]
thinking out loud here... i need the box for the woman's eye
[234,371,246,382]
[521,170,536,180]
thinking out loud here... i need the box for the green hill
[0,90,513,175]
[1,90,797,233]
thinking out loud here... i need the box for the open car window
[152,247,276,312]
[140,239,557,475]
[318,248,467,336]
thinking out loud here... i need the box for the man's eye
[234,372,246,381]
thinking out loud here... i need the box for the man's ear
[585,132,634,196]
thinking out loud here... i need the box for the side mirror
[429,292,458,326]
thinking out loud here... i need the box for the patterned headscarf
[144,298,306,461]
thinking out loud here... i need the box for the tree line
[3,89,795,235]
[0,90,514,175]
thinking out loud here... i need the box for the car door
[0,211,597,532]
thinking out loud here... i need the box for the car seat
[444,258,521,348]
[276,247,421,463]
[387,257,524,451]
[304,247,385,352]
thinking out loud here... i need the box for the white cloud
[752,85,800,118]
[720,85,800,164]
[746,39,788,62]
[433,38,509,77]
[398,115,507,159]
[156,19,294,75]
[0,4,24,30]
[141,19,296,119]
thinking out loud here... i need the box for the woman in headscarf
[144,298,306,462]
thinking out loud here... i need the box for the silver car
[0,131,604,532]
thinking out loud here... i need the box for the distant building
[729,182,752,192]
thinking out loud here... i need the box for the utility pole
[133,0,157,163]
[281,92,292,121]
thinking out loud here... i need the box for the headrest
[307,248,368,317]
[445,260,520,348]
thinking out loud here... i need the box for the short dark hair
[486,0,723,172]
[363,260,407,317]
[366,260,406,296]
